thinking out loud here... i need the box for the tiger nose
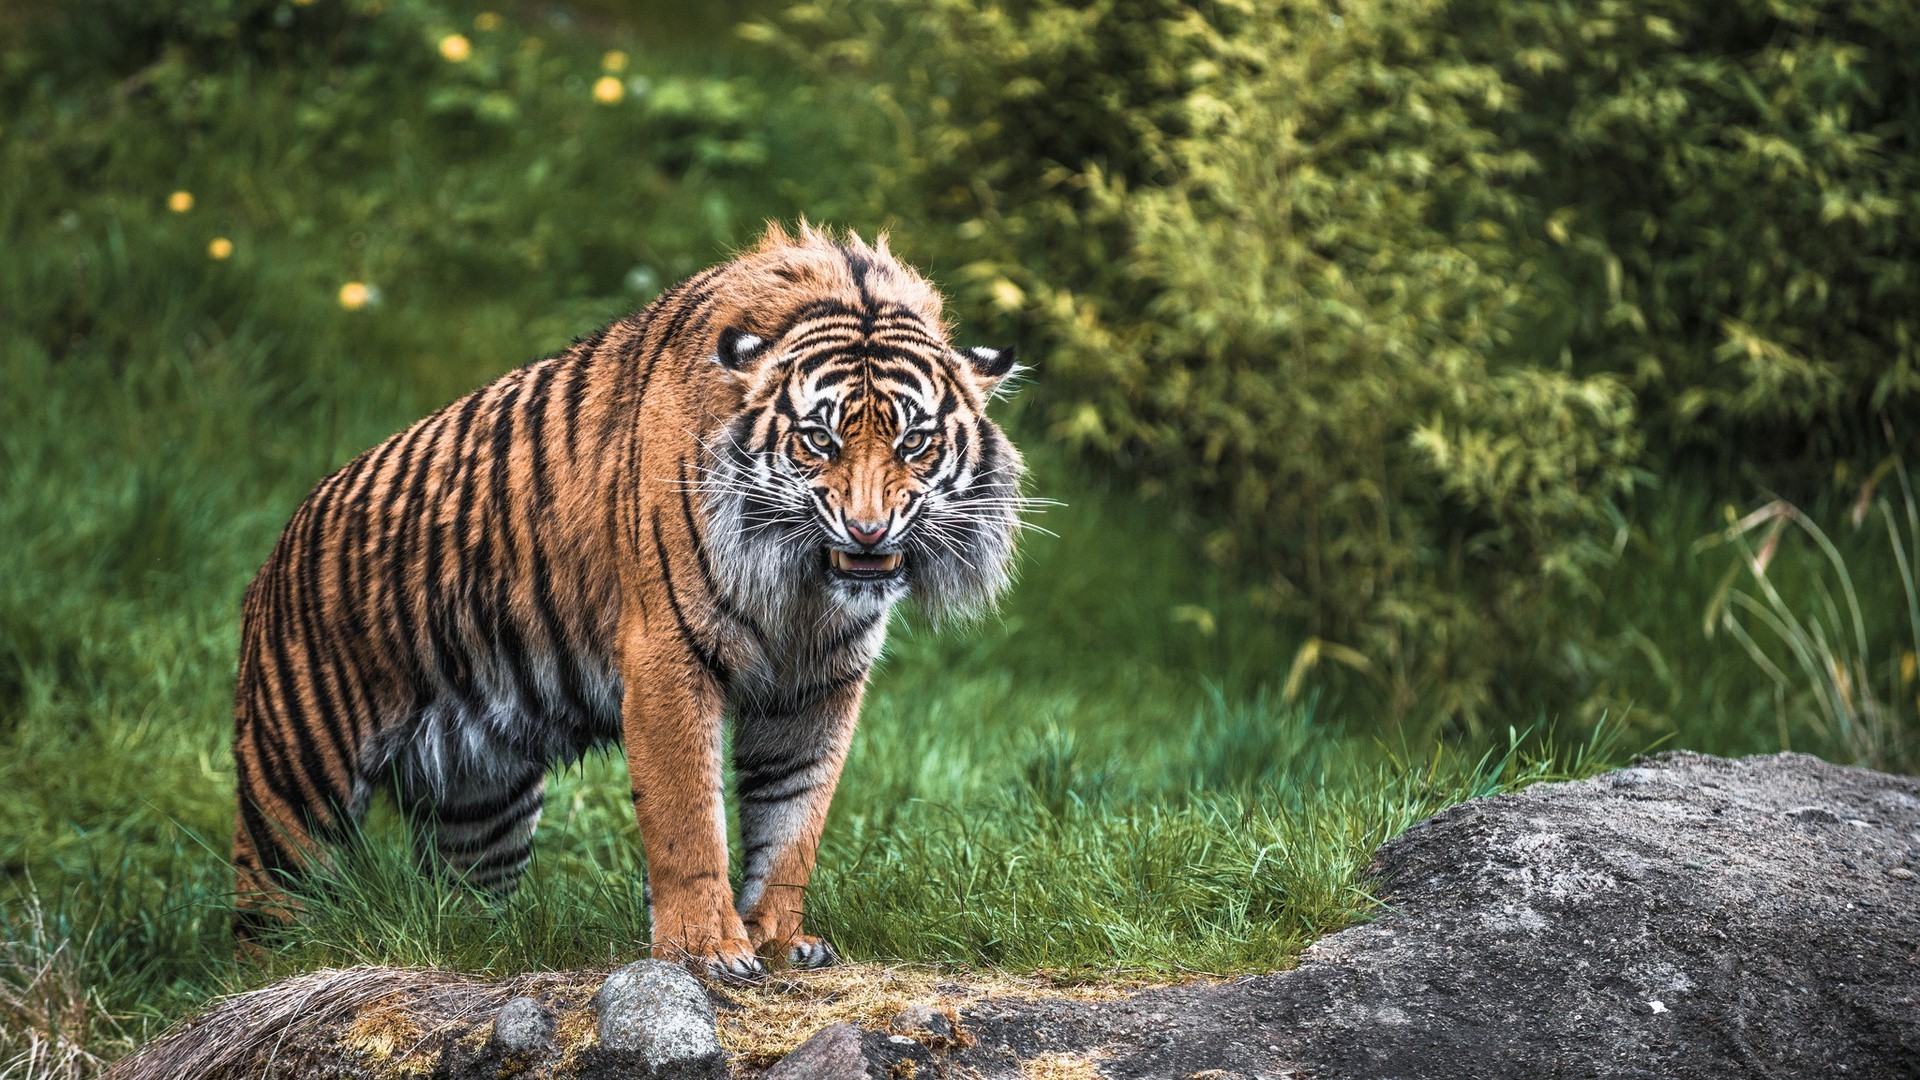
[845,519,889,547]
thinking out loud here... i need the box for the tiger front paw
[785,934,840,969]
[754,931,839,970]
[657,934,768,984]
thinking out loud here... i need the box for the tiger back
[231,224,1027,977]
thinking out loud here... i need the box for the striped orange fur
[231,225,1028,978]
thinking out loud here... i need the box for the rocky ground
[109,752,1920,1079]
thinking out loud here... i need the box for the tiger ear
[963,345,1019,381]
[715,326,771,372]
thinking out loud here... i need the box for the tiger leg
[403,761,547,896]
[732,679,862,968]
[620,638,762,980]
[230,648,371,942]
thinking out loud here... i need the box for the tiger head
[698,228,1029,624]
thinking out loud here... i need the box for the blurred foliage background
[2,0,1918,1073]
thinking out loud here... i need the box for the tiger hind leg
[231,775,374,944]
[402,763,547,896]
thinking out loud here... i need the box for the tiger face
[701,312,1025,624]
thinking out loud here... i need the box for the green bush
[774,0,1918,723]
[1471,0,1920,459]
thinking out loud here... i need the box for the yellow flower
[1902,651,1917,685]
[208,237,233,260]
[439,34,471,62]
[593,76,624,104]
[338,282,373,310]
[601,49,628,73]
[473,11,501,31]
[167,190,194,213]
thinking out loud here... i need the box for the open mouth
[827,549,905,580]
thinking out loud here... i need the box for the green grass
[1,1,1914,1074]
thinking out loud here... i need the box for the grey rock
[488,995,553,1054]
[761,1023,874,1080]
[588,960,723,1077]
[889,1002,956,1042]
[946,752,1920,1079]
[762,1019,941,1079]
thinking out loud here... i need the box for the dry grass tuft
[1019,1049,1110,1080]
[0,906,129,1080]
[716,962,1164,1068]
[102,967,576,1080]
[340,995,432,1077]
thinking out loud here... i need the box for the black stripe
[839,243,874,301]
[367,414,441,671]
[437,800,543,855]
[736,744,835,786]
[335,437,406,718]
[677,460,771,647]
[465,843,534,878]
[615,270,723,446]
[243,676,339,844]
[430,779,545,827]
[391,400,469,682]
[754,670,862,720]
[235,754,300,875]
[740,770,828,806]
[651,511,728,685]
[258,520,350,825]
[479,375,542,719]
[559,353,591,461]
[422,390,490,701]
[292,471,370,761]
[522,365,592,725]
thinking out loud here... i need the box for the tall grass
[1705,457,1920,771]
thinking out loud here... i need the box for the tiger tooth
[828,549,903,574]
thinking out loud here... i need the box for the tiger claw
[787,936,840,969]
[662,936,768,985]
[703,941,769,985]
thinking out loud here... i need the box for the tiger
[230,224,1026,979]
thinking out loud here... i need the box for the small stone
[489,995,554,1054]
[889,1003,955,1042]
[1888,867,1915,881]
[590,960,723,1075]
[762,1023,874,1080]
[1649,1000,1668,1014]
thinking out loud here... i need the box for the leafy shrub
[1467,0,1920,461]
[774,0,1918,723]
